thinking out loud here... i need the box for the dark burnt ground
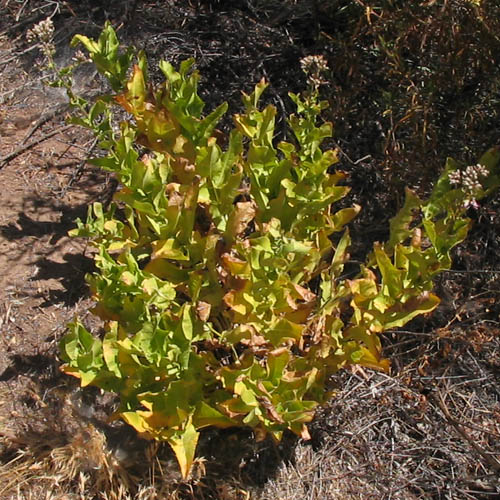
[0,1,499,499]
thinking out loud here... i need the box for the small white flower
[27,18,54,44]
[300,55,329,73]
[300,55,329,88]
[463,198,480,210]
[448,170,461,186]
[72,49,91,64]
[448,163,489,210]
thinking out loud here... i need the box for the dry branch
[0,123,72,168]
[431,391,500,473]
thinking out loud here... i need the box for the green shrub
[58,24,500,478]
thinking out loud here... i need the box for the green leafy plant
[57,23,500,478]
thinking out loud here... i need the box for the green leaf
[181,305,193,341]
[144,258,189,283]
[424,157,462,219]
[387,189,422,252]
[198,102,228,141]
[102,323,122,378]
[152,239,189,261]
[242,78,269,110]
[332,228,351,276]
[282,239,312,255]
[267,319,304,347]
[478,146,500,194]
[267,350,290,385]
[373,243,404,298]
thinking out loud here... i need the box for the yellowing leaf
[355,346,391,373]
[121,411,153,435]
[141,277,157,295]
[121,271,136,286]
[167,419,200,479]
[152,239,189,261]
[80,370,98,387]
[383,292,440,329]
[144,258,189,283]
[267,318,304,347]
[331,205,361,231]
[194,402,235,428]
[115,65,147,115]
[59,364,82,380]
[222,253,251,277]
[181,305,193,341]
[223,288,251,316]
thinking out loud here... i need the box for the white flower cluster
[72,49,91,64]
[27,18,54,44]
[448,163,489,209]
[27,18,56,62]
[300,55,329,88]
[448,163,489,190]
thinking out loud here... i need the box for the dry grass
[260,326,500,499]
[1,423,191,500]
[2,319,499,500]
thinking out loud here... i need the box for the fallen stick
[21,103,69,144]
[0,124,73,168]
[431,391,500,473]
[58,136,99,198]
[0,44,39,66]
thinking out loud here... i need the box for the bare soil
[0,2,499,499]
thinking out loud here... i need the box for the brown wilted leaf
[300,424,311,440]
[292,283,316,302]
[240,332,267,347]
[227,201,256,238]
[257,396,285,424]
[196,301,211,322]
[286,293,298,310]
[223,290,247,315]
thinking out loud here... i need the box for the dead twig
[431,391,500,473]
[0,43,39,66]
[0,123,72,168]
[57,136,99,198]
[21,102,68,144]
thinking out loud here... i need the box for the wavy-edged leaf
[387,188,422,253]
